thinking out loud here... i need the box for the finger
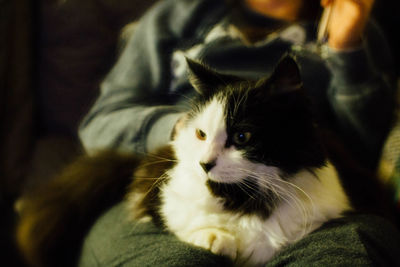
[333,0,374,12]
[321,0,333,7]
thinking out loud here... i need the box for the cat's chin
[206,171,242,184]
[206,178,230,185]
[205,173,222,183]
[206,179,250,200]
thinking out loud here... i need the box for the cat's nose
[200,160,216,173]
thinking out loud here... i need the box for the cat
[16,56,353,267]
[126,56,353,265]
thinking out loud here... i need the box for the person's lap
[79,202,400,267]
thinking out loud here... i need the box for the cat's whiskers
[138,159,177,168]
[141,153,177,162]
[237,168,313,234]
[237,168,281,196]
[271,177,314,211]
[170,92,198,111]
[267,178,315,236]
[244,174,303,218]
[263,180,312,237]
[259,176,312,219]
[139,171,170,201]
[236,181,257,201]
[132,176,159,180]
[230,89,239,119]
[235,169,289,214]
[240,168,314,208]
[235,173,279,207]
[170,92,194,103]
[230,84,249,119]
[241,176,277,202]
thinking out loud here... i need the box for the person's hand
[321,0,374,50]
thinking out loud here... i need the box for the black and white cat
[16,56,351,267]
[125,56,351,266]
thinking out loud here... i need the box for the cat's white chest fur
[160,160,350,266]
[158,97,351,266]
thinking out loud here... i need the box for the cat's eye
[233,132,251,145]
[196,129,207,141]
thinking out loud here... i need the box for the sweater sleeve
[78,0,217,154]
[322,21,396,167]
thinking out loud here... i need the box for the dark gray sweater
[79,203,400,266]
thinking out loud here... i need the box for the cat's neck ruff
[161,160,350,265]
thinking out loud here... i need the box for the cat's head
[172,55,326,217]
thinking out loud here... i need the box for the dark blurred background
[1,0,399,266]
[1,0,157,265]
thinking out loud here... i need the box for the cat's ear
[186,57,241,96]
[266,55,303,93]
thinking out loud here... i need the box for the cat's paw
[187,228,237,260]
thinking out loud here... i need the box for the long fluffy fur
[16,151,142,267]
